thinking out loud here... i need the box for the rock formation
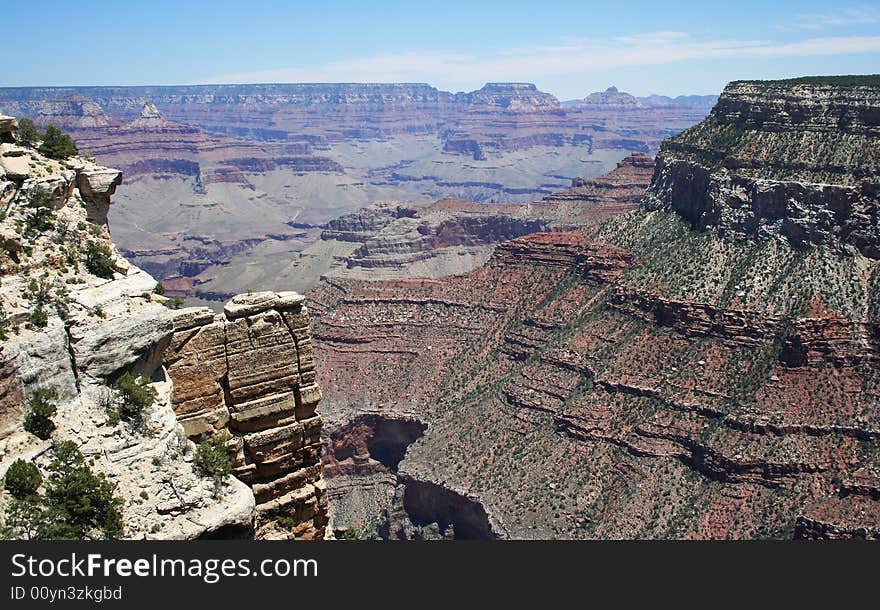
[0,117,254,539]
[581,86,643,108]
[0,84,712,301]
[310,76,880,539]
[163,292,329,539]
[644,78,880,258]
[255,153,655,296]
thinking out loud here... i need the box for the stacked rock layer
[164,292,328,539]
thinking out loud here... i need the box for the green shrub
[113,372,156,421]
[39,441,123,540]
[27,305,48,329]
[16,118,41,148]
[342,528,363,540]
[22,186,56,238]
[23,388,57,440]
[3,459,42,499]
[84,240,115,279]
[153,282,165,296]
[38,124,78,160]
[167,295,185,310]
[193,436,232,497]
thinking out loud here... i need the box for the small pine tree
[113,372,156,421]
[153,281,165,296]
[39,441,123,540]
[16,119,42,149]
[22,185,56,237]
[193,436,233,497]
[38,124,78,160]
[3,459,42,499]
[23,388,57,440]
[84,240,115,279]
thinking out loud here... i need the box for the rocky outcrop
[164,291,329,539]
[0,115,17,144]
[454,83,561,111]
[309,157,654,284]
[129,102,167,129]
[646,157,880,258]
[0,142,254,539]
[34,95,115,129]
[0,139,30,182]
[76,166,123,228]
[644,78,880,258]
[533,152,654,224]
[379,476,500,540]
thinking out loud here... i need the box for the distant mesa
[456,82,561,110]
[581,86,643,108]
[36,94,116,129]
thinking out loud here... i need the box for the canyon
[0,83,712,307]
[3,75,878,541]
[310,76,880,539]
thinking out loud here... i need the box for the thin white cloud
[793,5,880,30]
[201,32,880,92]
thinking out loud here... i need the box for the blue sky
[4,0,879,98]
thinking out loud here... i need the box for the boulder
[0,144,30,181]
[0,115,16,144]
[69,310,174,379]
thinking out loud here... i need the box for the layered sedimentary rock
[644,77,880,258]
[582,86,643,108]
[164,292,329,539]
[311,76,880,539]
[269,153,655,292]
[0,84,711,300]
[0,130,254,539]
[533,152,654,224]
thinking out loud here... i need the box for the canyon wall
[644,79,880,258]
[310,77,880,539]
[0,83,710,303]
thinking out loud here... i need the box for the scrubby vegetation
[15,118,41,148]
[38,124,78,160]
[1,441,123,540]
[21,185,56,238]
[193,435,232,497]
[23,388,58,440]
[3,459,42,499]
[737,75,880,88]
[112,372,157,423]
[84,240,115,279]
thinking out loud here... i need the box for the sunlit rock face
[165,291,329,539]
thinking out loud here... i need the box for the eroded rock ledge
[164,291,329,539]
[644,79,880,258]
